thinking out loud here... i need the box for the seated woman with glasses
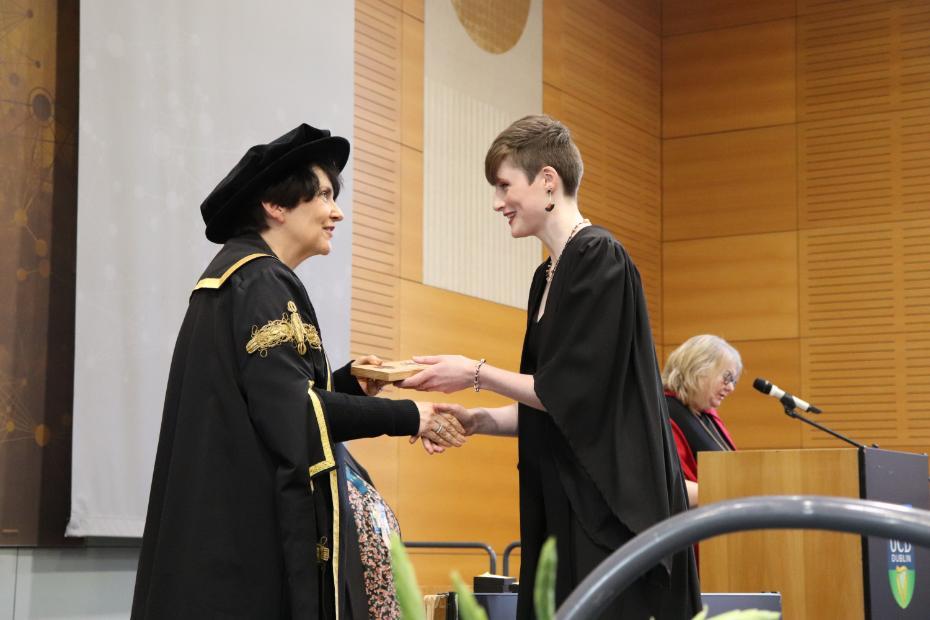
[661,335,741,507]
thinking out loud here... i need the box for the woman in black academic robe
[400,115,701,619]
[131,124,465,620]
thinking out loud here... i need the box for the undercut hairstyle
[662,334,743,411]
[228,160,342,237]
[484,115,584,197]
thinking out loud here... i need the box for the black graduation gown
[516,226,701,619]
[131,233,419,620]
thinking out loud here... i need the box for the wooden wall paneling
[394,279,524,589]
[356,0,402,143]
[401,11,423,151]
[798,1,930,122]
[545,0,660,136]
[662,19,796,138]
[353,0,405,360]
[662,0,796,37]
[799,223,898,338]
[659,339,804,450]
[403,0,424,21]
[663,125,798,241]
[700,449,864,619]
[797,0,899,15]
[799,220,930,338]
[609,0,662,35]
[400,145,423,281]
[714,339,803,449]
[663,232,799,343]
[544,87,663,336]
[801,334,907,448]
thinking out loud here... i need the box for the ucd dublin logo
[888,539,916,609]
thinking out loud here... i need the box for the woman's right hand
[413,402,466,451]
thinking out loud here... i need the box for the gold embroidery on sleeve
[245,300,322,357]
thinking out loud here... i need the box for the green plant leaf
[534,537,558,620]
[451,570,489,620]
[389,533,426,620]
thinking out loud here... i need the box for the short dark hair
[228,161,342,237]
[484,115,584,197]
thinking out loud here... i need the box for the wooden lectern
[700,448,930,619]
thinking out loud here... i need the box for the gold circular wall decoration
[451,0,531,54]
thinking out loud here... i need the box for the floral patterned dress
[346,466,402,619]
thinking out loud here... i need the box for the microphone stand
[781,402,867,449]
[781,400,930,483]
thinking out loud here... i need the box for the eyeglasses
[721,370,738,386]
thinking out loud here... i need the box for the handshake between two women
[360,353,520,456]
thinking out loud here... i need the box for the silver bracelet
[474,358,487,392]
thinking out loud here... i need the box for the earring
[545,188,555,212]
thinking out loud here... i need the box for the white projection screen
[68,2,354,537]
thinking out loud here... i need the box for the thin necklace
[546,219,591,283]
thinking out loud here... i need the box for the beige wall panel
[663,125,798,241]
[545,0,660,136]
[662,0,795,36]
[663,19,796,138]
[663,232,799,343]
[700,449,864,619]
[661,339,803,450]
[799,110,930,228]
[545,87,663,337]
[798,1,930,122]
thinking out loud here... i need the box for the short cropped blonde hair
[662,335,743,410]
[484,115,584,197]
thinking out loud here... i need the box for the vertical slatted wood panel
[353,0,403,360]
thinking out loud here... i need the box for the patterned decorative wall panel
[798,0,930,122]
[0,0,77,545]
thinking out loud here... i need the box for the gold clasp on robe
[317,536,331,562]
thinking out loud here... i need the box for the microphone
[753,378,822,414]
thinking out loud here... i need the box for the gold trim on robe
[192,253,272,291]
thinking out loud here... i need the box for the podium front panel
[860,448,930,618]
[700,449,864,619]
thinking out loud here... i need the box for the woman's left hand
[397,355,476,394]
[354,354,388,396]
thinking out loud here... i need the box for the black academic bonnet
[201,123,350,243]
